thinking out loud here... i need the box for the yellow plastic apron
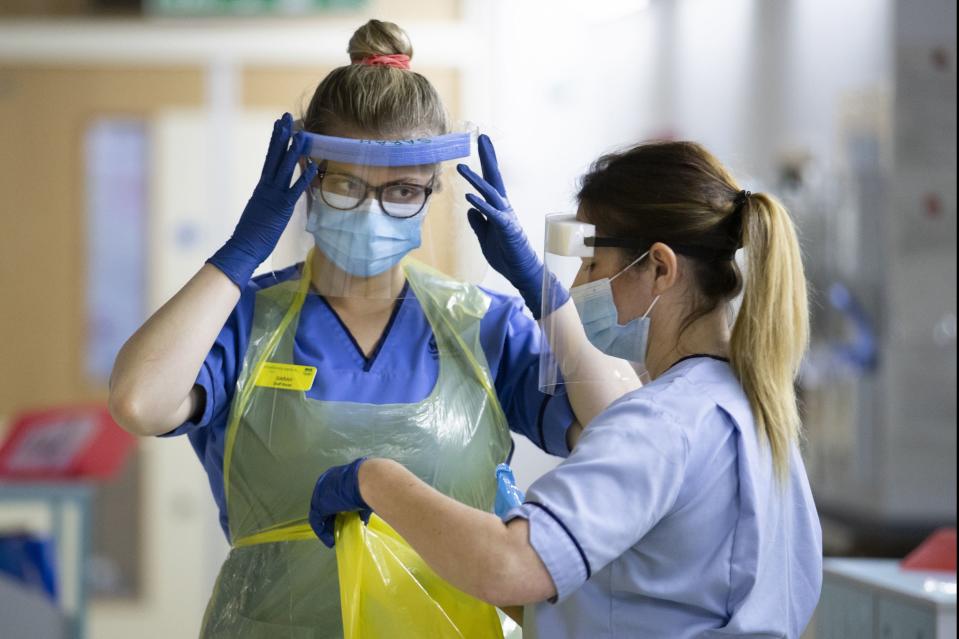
[199,253,511,638]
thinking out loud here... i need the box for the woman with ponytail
[313,140,823,638]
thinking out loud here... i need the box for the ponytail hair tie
[358,54,411,70]
[729,190,751,251]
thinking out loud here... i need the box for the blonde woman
[108,20,613,637]
[312,140,823,638]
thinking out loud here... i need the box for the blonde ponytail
[730,193,809,479]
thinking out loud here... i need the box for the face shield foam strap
[302,131,471,167]
[586,237,738,262]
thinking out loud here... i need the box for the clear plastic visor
[275,124,486,301]
[538,212,640,394]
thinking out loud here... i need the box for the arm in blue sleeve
[506,397,689,601]
[158,283,256,437]
[481,291,575,457]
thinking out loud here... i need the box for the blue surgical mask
[569,251,660,364]
[306,192,425,277]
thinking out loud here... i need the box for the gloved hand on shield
[457,134,569,320]
[207,112,319,287]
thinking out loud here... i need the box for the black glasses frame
[314,170,435,219]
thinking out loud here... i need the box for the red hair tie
[359,54,411,70]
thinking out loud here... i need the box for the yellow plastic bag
[335,513,505,639]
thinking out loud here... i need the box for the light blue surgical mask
[569,251,661,364]
[306,192,425,277]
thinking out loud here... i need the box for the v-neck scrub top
[163,263,575,538]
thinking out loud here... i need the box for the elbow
[477,574,539,609]
[474,568,514,608]
[475,552,554,608]
[108,387,158,437]
[479,584,521,609]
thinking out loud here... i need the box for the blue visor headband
[302,131,471,167]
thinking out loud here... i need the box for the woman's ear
[648,242,679,295]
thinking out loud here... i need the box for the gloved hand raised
[309,457,371,548]
[207,112,318,287]
[456,135,568,319]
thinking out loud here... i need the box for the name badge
[255,363,317,391]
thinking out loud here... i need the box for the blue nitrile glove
[309,457,371,548]
[207,112,318,287]
[457,135,569,319]
[494,463,526,520]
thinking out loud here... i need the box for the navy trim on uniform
[318,281,411,372]
[525,501,592,580]
[669,353,730,371]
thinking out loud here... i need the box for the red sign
[902,528,957,573]
[0,405,135,480]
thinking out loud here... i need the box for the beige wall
[0,65,206,415]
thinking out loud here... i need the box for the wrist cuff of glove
[526,271,569,320]
[207,243,259,289]
[347,456,371,510]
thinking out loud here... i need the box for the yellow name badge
[254,363,317,391]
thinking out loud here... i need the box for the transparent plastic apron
[201,254,512,638]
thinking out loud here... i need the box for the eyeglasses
[313,170,434,219]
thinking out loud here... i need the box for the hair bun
[348,20,414,63]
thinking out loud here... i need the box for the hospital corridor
[0,0,955,637]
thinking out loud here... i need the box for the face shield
[279,123,484,301]
[538,212,643,394]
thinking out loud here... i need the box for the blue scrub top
[164,264,574,538]
[508,356,822,639]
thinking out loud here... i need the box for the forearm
[542,300,640,427]
[109,264,240,436]
[358,458,555,606]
